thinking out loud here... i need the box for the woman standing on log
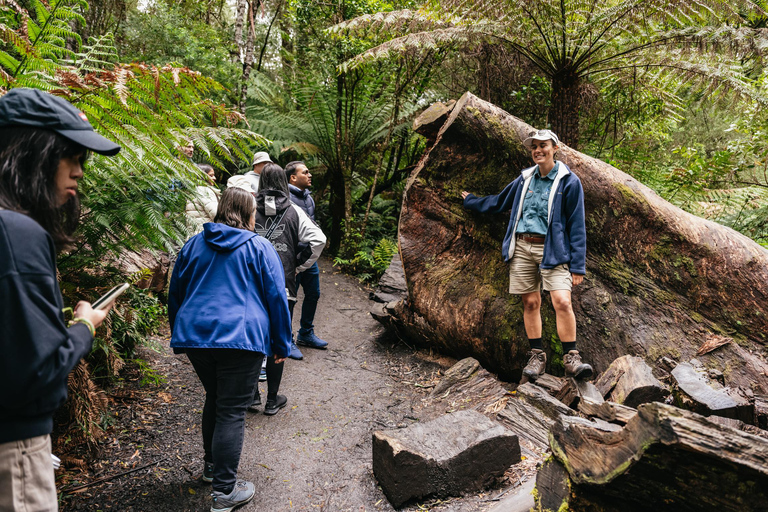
[461,129,592,382]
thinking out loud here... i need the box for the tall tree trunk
[549,71,581,149]
[233,0,247,63]
[238,0,258,113]
[385,92,768,391]
[278,2,294,87]
[256,0,282,72]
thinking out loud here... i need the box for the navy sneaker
[202,461,214,483]
[211,480,255,512]
[264,394,288,416]
[296,331,328,350]
[288,341,304,360]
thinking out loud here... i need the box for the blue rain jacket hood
[168,223,293,357]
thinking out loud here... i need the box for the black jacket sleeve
[0,213,93,420]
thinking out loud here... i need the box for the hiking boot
[296,331,328,349]
[264,394,288,416]
[288,341,304,360]
[202,461,214,483]
[210,480,255,512]
[564,350,594,380]
[522,348,547,381]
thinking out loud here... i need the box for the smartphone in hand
[92,283,130,310]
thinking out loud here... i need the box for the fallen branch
[62,458,166,493]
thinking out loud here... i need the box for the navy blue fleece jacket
[463,161,587,275]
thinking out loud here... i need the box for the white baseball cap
[252,151,272,166]
[523,129,560,149]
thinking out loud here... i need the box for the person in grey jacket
[462,130,592,382]
[249,164,326,415]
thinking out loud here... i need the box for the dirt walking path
[60,258,532,512]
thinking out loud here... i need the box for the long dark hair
[0,127,86,248]
[214,187,255,230]
[259,163,289,195]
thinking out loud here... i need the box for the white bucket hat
[252,151,273,166]
[523,129,560,149]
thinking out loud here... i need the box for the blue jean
[186,348,263,494]
[295,262,320,336]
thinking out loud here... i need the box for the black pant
[186,348,263,494]
[255,301,295,402]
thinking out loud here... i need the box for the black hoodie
[0,210,93,443]
[254,190,303,298]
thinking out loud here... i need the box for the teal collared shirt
[516,162,559,236]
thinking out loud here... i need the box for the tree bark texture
[542,402,768,511]
[392,92,768,391]
[549,71,581,149]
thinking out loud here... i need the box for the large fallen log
[386,91,768,390]
[537,402,768,511]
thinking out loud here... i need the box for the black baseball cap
[0,88,121,156]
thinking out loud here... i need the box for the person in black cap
[0,88,121,511]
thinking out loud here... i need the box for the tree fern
[329,1,767,148]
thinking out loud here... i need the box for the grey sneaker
[202,461,214,483]
[211,480,255,512]
[564,350,593,380]
[522,348,547,381]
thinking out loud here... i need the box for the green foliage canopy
[330,0,768,149]
[1,0,266,265]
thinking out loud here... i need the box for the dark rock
[370,253,407,303]
[372,409,520,508]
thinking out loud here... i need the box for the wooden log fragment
[594,355,668,407]
[555,378,604,409]
[671,362,755,424]
[534,457,572,512]
[516,382,574,419]
[431,357,481,396]
[373,410,520,508]
[757,394,768,430]
[532,374,568,396]
[578,397,638,425]
[497,383,576,450]
[496,398,554,450]
[555,380,580,408]
[544,402,768,511]
[706,415,768,440]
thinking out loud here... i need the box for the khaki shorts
[508,239,572,294]
[0,434,57,512]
